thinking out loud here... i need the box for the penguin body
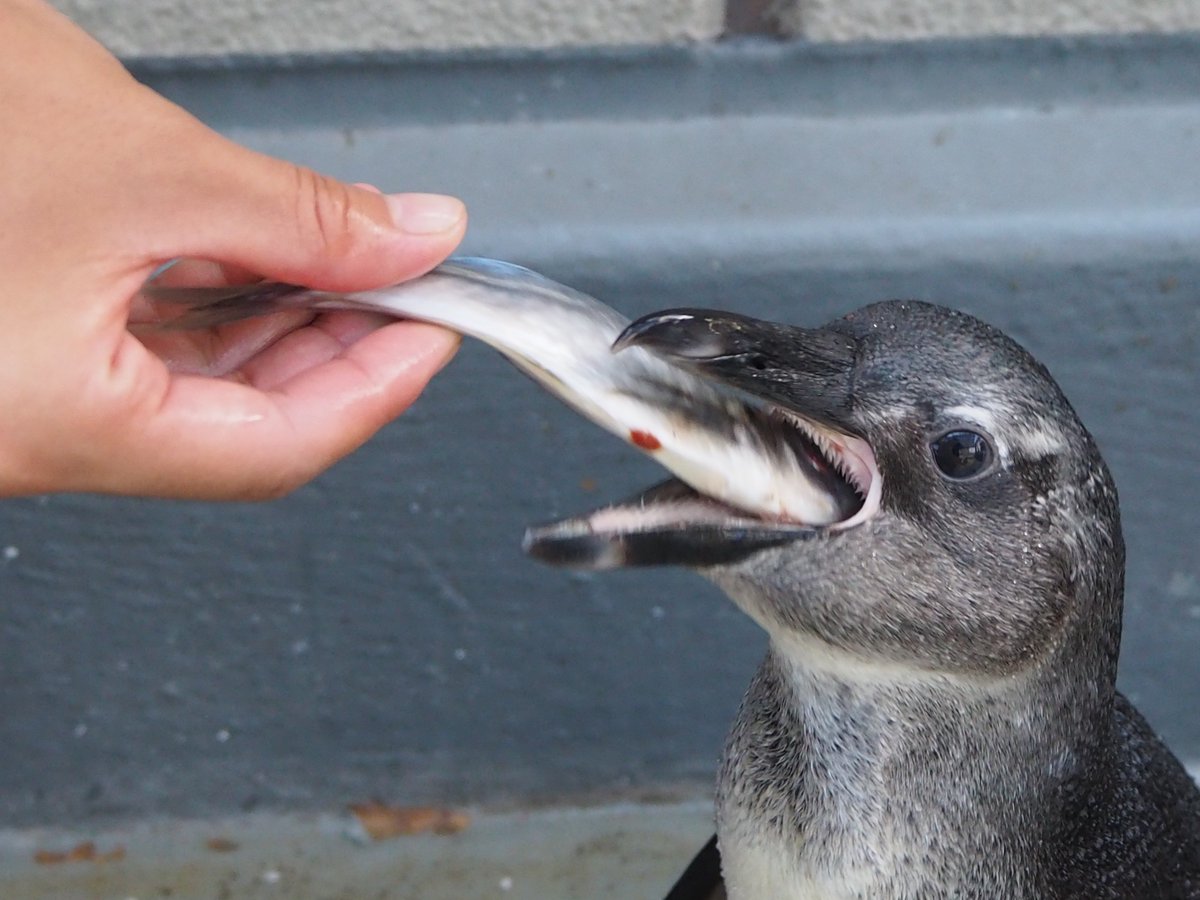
[533,300,1200,900]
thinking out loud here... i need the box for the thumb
[127,123,467,290]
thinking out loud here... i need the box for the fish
[145,257,863,534]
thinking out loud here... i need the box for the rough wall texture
[51,0,1200,56]
[51,0,723,57]
[783,0,1200,42]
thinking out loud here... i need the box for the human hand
[0,0,467,500]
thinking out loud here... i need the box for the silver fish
[147,257,852,525]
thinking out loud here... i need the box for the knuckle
[291,166,357,259]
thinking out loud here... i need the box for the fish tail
[142,282,323,329]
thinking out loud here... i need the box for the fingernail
[385,193,466,235]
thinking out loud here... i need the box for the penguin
[525,300,1200,899]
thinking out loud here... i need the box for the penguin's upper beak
[524,309,881,570]
[611,309,860,432]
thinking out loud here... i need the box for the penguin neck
[717,636,1107,898]
[765,628,1109,799]
[761,631,1071,769]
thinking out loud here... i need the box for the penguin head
[526,301,1123,677]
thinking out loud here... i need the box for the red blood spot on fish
[629,430,662,451]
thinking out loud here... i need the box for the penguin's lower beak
[523,478,818,568]
[524,310,880,570]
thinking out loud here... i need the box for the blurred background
[2,1,1199,896]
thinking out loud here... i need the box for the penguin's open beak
[523,309,882,570]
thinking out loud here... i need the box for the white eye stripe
[942,404,1068,463]
[1012,421,1069,458]
[943,404,1000,432]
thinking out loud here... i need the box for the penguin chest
[720,831,886,900]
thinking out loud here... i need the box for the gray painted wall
[1,37,1198,828]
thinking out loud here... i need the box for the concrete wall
[52,0,1200,57]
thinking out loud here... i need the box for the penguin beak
[524,309,880,570]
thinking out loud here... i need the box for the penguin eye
[931,430,993,479]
